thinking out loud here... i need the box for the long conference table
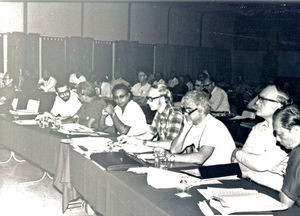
[0,115,299,216]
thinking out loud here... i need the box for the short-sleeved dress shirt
[150,103,183,141]
[282,144,300,206]
[131,83,151,97]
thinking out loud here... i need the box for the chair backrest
[26,99,40,112]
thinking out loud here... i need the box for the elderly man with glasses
[118,83,183,150]
[231,85,292,191]
[167,90,235,165]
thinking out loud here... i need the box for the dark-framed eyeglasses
[146,95,163,102]
[181,107,198,115]
[257,95,280,104]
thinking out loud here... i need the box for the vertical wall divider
[112,41,115,79]
[153,44,156,75]
[39,37,42,79]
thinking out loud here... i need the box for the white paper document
[57,123,101,136]
[13,119,38,125]
[69,137,113,156]
[121,143,153,154]
[10,109,39,116]
[198,187,288,215]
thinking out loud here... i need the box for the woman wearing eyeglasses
[118,83,183,150]
[99,83,148,136]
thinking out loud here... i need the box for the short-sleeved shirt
[150,103,183,141]
[76,98,106,128]
[210,86,230,112]
[105,100,148,136]
[69,73,86,85]
[131,82,151,97]
[38,76,57,92]
[182,114,235,166]
[50,91,82,117]
[282,144,300,206]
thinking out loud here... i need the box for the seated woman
[64,81,106,129]
[99,83,148,136]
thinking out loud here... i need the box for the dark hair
[273,104,300,130]
[55,80,69,91]
[112,83,131,97]
[77,81,96,97]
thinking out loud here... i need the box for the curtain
[155,44,231,82]
[7,32,27,82]
[93,40,112,81]
[66,37,93,80]
[25,33,39,81]
[42,36,66,82]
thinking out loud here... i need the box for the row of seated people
[0,70,299,209]
[51,81,299,209]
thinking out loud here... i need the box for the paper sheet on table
[229,115,248,120]
[70,137,112,153]
[137,153,155,160]
[209,191,288,215]
[127,167,150,174]
[121,143,153,154]
[147,167,201,189]
[57,123,101,136]
[9,109,39,116]
[13,119,37,125]
[26,99,40,112]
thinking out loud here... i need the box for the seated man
[38,70,57,92]
[69,70,86,89]
[131,70,151,104]
[50,81,82,118]
[0,73,15,112]
[232,85,291,191]
[199,75,230,113]
[110,71,130,89]
[168,90,235,165]
[99,84,148,136]
[65,81,106,128]
[273,104,300,207]
[118,83,183,150]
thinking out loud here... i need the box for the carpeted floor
[0,147,90,216]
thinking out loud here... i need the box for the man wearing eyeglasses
[50,81,82,118]
[168,90,235,165]
[118,83,183,150]
[199,76,230,113]
[231,85,291,191]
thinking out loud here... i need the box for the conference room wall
[0,34,3,73]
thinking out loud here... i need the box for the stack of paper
[57,123,99,136]
[198,187,288,214]
[68,137,113,157]
[13,119,38,125]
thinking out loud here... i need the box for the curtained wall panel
[114,41,138,85]
[135,43,154,79]
[7,32,27,82]
[93,40,112,81]
[25,33,39,80]
[155,45,231,82]
[114,41,154,85]
[0,34,3,73]
[42,36,66,81]
[66,37,93,79]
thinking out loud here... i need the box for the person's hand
[183,113,193,129]
[117,134,130,144]
[104,104,115,116]
[269,157,288,176]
